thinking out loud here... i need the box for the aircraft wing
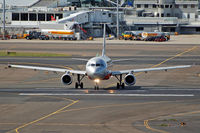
[112,59,133,63]
[8,65,86,75]
[71,58,89,62]
[111,65,191,75]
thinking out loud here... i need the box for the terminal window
[175,5,179,8]
[47,14,54,21]
[153,4,156,8]
[21,13,28,21]
[38,14,45,21]
[144,4,148,8]
[137,4,141,8]
[165,5,169,8]
[138,27,144,30]
[191,4,195,8]
[12,13,19,21]
[55,14,63,19]
[196,27,200,32]
[29,13,37,21]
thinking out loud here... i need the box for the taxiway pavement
[0,38,200,133]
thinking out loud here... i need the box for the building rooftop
[0,0,40,7]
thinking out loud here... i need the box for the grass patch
[0,51,71,57]
[160,124,169,127]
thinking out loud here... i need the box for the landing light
[84,90,89,94]
[108,90,115,94]
[94,79,100,83]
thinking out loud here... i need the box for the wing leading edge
[111,65,191,75]
[9,65,86,75]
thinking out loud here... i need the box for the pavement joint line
[58,101,175,114]
[6,99,79,133]
[106,46,198,88]
[19,93,194,97]
[0,122,134,127]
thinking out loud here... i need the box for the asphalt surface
[0,38,200,133]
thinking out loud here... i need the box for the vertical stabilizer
[102,24,106,56]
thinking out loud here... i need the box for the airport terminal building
[0,0,200,36]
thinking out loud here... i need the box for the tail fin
[51,15,56,21]
[102,24,106,56]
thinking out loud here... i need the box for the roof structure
[0,0,40,7]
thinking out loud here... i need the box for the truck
[24,31,49,40]
[41,29,77,40]
[141,32,170,41]
[123,31,170,41]
[123,31,143,40]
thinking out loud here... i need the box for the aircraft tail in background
[51,15,56,21]
[102,24,106,57]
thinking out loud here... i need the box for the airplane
[51,15,56,21]
[8,24,191,90]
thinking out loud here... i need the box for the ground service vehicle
[25,31,41,40]
[142,32,170,41]
[39,35,49,40]
[41,29,77,40]
[123,31,143,40]
[123,31,134,40]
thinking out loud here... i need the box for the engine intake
[124,74,136,86]
[61,74,72,85]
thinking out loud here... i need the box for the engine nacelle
[61,74,72,85]
[124,74,136,86]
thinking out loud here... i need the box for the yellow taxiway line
[135,46,197,76]
[106,46,198,88]
[5,97,79,133]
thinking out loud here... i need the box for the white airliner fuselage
[86,56,111,80]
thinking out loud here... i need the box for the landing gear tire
[115,74,125,89]
[117,82,125,89]
[75,82,83,89]
[94,85,99,90]
[117,83,120,89]
[75,82,79,89]
[80,82,83,89]
[121,83,125,89]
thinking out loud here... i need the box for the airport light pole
[3,0,6,40]
[116,0,119,39]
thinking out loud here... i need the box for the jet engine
[61,74,72,85]
[124,74,136,86]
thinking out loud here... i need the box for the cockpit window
[88,63,104,67]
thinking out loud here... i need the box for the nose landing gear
[94,79,100,90]
[94,84,99,90]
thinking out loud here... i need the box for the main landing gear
[115,74,125,89]
[75,74,85,89]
